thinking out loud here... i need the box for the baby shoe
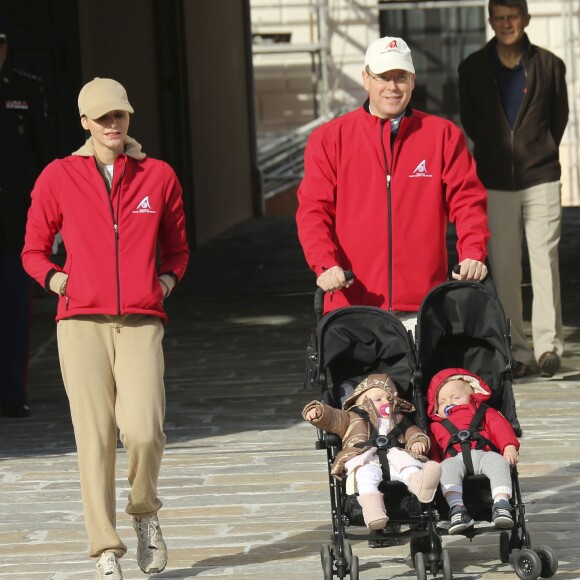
[357,492,389,530]
[448,505,474,535]
[407,461,442,503]
[492,499,514,529]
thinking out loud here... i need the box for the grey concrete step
[1,212,579,579]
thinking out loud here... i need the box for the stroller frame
[306,295,449,580]
[305,279,559,580]
[416,279,559,580]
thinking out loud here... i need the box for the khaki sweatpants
[487,182,564,364]
[57,314,166,558]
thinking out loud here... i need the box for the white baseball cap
[364,36,415,75]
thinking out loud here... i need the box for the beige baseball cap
[78,77,134,119]
[364,36,415,75]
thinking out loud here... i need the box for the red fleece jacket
[22,149,189,322]
[296,105,489,313]
[426,368,520,462]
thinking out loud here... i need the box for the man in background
[458,0,568,378]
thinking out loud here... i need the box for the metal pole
[317,0,331,117]
[563,0,580,204]
[378,0,486,9]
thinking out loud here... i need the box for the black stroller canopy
[417,280,513,410]
[316,306,416,398]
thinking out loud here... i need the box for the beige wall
[77,0,257,247]
[77,0,161,158]
[184,0,256,244]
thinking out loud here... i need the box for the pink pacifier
[379,404,390,417]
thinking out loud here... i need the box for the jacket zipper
[510,84,527,189]
[97,157,126,330]
[495,61,528,190]
[380,118,393,311]
[114,161,126,331]
[510,130,515,188]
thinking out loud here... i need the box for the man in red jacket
[296,36,489,329]
[22,78,189,580]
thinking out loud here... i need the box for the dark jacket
[458,35,568,191]
[0,60,50,251]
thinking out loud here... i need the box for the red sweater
[427,368,520,462]
[22,146,189,322]
[296,105,489,312]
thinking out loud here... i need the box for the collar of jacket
[362,100,414,131]
[485,33,533,65]
[72,135,146,160]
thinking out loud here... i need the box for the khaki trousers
[487,182,564,364]
[57,314,166,558]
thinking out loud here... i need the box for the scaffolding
[252,1,334,197]
[251,0,580,204]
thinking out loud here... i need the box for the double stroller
[304,276,558,580]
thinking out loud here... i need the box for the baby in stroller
[303,373,441,530]
[427,368,520,535]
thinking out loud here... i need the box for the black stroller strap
[378,447,390,480]
[351,410,413,480]
[441,404,497,476]
[352,414,410,451]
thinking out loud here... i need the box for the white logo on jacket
[132,196,157,214]
[409,159,432,178]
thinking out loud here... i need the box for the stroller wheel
[534,545,558,578]
[349,555,359,580]
[410,535,429,568]
[343,539,352,565]
[514,548,542,580]
[320,543,333,580]
[441,549,453,580]
[500,531,511,563]
[414,552,427,580]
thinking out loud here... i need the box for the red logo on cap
[387,40,398,49]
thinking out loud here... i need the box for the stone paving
[1,210,579,579]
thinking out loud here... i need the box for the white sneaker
[132,514,168,574]
[95,551,123,579]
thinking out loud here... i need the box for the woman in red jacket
[22,78,189,580]
[427,368,519,535]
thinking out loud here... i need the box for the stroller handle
[452,263,497,292]
[314,270,354,320]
